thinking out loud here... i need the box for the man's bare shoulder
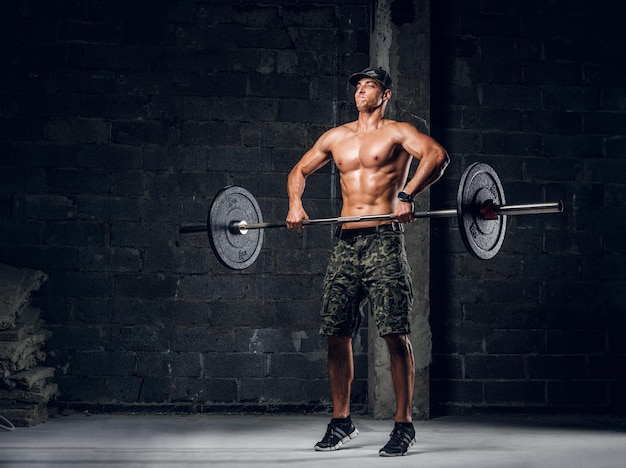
[382,119,425,141]
[330,121,357,135]
[318,121,356,144]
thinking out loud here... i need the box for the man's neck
[355,108,386,134]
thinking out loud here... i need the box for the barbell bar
[179,162,564,269]
[228,201,562,234]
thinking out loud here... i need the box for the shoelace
[322,424,344,442]
[388,427,414,446]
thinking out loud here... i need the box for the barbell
[179,162,564,269]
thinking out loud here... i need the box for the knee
[384,333,413,356]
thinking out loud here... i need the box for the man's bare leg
[383,333,415,422]
[379,333,416,456]
[327,335,354,418]
[314,335,359,451]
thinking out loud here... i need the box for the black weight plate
[208,186,263,270]
[457,162,507,260]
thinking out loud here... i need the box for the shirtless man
[286,67,449,457]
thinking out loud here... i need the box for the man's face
[354,78,390,111]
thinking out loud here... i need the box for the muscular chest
[333,133,399,171]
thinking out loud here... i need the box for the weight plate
[208,186,264,270]
[457,162,507,260]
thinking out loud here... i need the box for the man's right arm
[286,131,334,230]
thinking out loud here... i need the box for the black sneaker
[314,419,359,451]
[379,422,416,457]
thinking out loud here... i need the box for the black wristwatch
[398,191,415,203]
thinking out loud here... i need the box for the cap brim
[348,72,370,86]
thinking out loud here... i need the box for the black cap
[348,67,393,90]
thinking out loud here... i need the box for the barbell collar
[495,201,563,216]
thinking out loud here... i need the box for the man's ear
[383,88,392,101]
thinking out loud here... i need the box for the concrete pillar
[368,0,432,420]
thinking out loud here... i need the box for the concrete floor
[0,413,625,467]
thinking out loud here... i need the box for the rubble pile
[0,263,57,427]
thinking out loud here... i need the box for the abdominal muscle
[338,160,409,230]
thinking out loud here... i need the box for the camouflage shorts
[320,229,414,337]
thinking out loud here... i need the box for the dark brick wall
[2,0,624,417]
[0,0,370,413]
[430,0,626,414]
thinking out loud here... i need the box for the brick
[44,271,110,298]
[278,99,335,125]
[138,377,172,403]
[431,325,484,354]
[481,84,543,110]
[0,245,78,271]
[74,298,112,324]
[522,110,583,134]
[235,328,299,354]
[268,353,326,379]
[479,280,541,305]
[527,355,589,380]
[72,351,136,376]
[21,194,76,220]
[209,300,277,328]
[82,94,146,119]
[430,379,484,405]
[54,376,106,402]
[486,330,546,355]
[113,274,178,299]
[109,222,170,247]
[524,62,584,86]
[15,91,81,117]
[77,246,107,271]
[104,325,168,352]
[106,377,142,402]
[109,298,175,326]
[177,275,246,301]
[181,121,240,146]
[44,221,105,246]
[240,122,312,149]
[484,381,545,404]
[112,120,179,145]
[143,246,208,274]
[482,132,543,156]
[47,118,111,144]
[464,355,526,379]
[171,327,234,353]
[232,5,281,27]
[547,330,606,354]
[589,354,626,379]
[204,353,268,379]
[275,301,320,330]
[136,352,202,377]
[171,378,237,404]
[543,86,600,111]
[45,168,110,194]
[109,247,142,273]
[11,142,78,168]
[544,134,604,158]
[77,195,142,221]
[46,325,101,351]
[547,380,607,406]
[110,171,145,196]
[430,355,463,379]
[239,378,304,403]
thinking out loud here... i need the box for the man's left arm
[394,123,450,221]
